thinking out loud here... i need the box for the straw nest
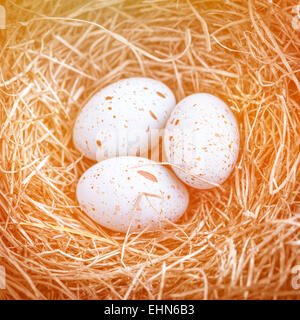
[0,0,299,300]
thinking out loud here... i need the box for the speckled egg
[73,77,176,161]
[76,156,189,233]
[164,93,239,189]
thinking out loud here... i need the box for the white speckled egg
[73,77,176,161]
[76,156,189,233]
[164,93,239,189]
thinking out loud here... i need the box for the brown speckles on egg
[156,91,166,98]
[149,110,157,120]
[137,170,158,183]
[76,157,188,233]
[73,77,176,161]
[164,93,239,189]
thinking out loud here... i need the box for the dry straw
[0,0,299,299]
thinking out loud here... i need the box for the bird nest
[0,0,299,299]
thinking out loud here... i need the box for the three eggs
[74,77,240,233]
